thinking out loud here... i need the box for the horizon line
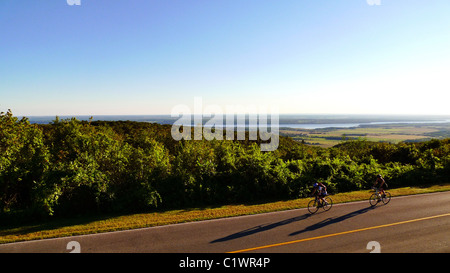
[14,113,450,118]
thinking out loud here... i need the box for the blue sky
[1,0,450,116]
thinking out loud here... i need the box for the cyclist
[373,174,387,197]
[312,182,328,207]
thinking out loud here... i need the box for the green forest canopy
[1,110,449,220]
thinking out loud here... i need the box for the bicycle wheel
[381,192,391,205]
[369,193,380,206]
[308,199,319,214]
[322,196,333,211]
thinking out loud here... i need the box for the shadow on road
[211,205,378,244]
[289,206,376,236]
[210,213,312,243]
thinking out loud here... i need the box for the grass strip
[1,183,449,244]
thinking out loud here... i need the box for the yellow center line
[227,212,450,253]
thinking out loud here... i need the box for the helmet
[377,174,382,178]
[313,183,318,187]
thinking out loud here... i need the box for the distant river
[190,120,450,130]
[278,120,450,130]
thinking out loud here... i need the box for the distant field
[280,123,450,148]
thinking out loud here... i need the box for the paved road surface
[1,191,449,253]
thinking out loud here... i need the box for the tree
[0,110,49,214]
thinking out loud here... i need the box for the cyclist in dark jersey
[312,182,328,206]
[373,174,387,197]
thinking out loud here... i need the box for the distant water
[279,120,450,129]
[23,115,450,130]
[279,123,361,129]
[24,115,174,124]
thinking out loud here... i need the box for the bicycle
[369,187,391,206]
[308,194,333,214]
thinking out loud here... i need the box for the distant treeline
[1,110,449,222]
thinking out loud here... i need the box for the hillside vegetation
[1,110,450,222]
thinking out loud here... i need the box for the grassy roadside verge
[1,183,450,244]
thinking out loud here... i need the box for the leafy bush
[0,110,50,215]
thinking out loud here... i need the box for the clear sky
[1,0,450,116]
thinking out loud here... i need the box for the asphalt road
[1,191,449,253]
